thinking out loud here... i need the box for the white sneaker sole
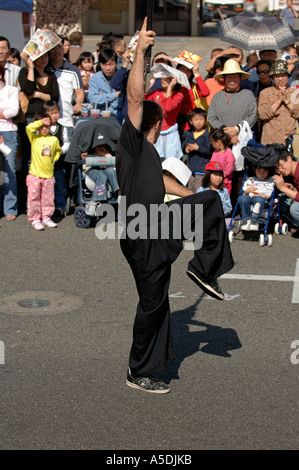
[186,270,224,300]
[126,379,170,394]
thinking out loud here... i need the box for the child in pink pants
[26,112,61,230]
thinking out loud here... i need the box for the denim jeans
[278,194,299,229]
[86,168,119,202]
[54,167,67,210]
[0,130,18,216]
[238,194,266,223]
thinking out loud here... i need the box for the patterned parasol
[216,11,297,51]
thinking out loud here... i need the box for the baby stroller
[227,143,288,247]
[64,116,122,228]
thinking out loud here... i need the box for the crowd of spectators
[0,27,298,235]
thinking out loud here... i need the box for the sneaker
[42,218,57,228]
[241,220,251,231]
[249,222,259,231]
[54,208,66,218]
[186,270,224,300]
[85,201,99,217]
[31,220,45,231]
[126,368,170,394]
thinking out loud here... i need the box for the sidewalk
[83,24,228,76]
[83,22,299,77]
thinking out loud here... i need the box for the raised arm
[127,17,155,131]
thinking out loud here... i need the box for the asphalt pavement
[0,23,298,454]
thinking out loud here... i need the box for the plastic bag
[232,120,253,171]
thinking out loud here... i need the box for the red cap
[205,161,225,172]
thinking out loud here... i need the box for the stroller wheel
[281,223,288,235]
[274,223,280,235]
[74,207,91,228]
[259,234,265,247]
[267,234,273,247]
[65,196,71,215]
[228,231,234,244]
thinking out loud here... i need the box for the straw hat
[213,59,251,80]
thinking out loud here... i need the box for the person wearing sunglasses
[253,59,273,98]
[252,59,274,142]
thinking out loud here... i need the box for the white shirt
[243,176,275,199]
[4,62,21,89]
[50,60,83,128]
[0,84,19,132]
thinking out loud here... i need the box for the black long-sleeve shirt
[19,67,60,118]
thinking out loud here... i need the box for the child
[145,72,184,160]
[209,128,235,195]
[43,100,70,217]
[81,143,120,217]
[238,165,275,231]
[181,108,212,193]
[197,161,232,219]
[26,112,61,230]
[77,52,95,103]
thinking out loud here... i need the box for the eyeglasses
[227,54,241,59]
[257,70,270,74]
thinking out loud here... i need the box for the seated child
[197,161,232,219]
[209,128,235,195]
[181,108,212,193]
[238,165,275,231]
[81,143,120,216]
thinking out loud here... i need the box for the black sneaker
[186,270,224,301]
[126,368,170,394]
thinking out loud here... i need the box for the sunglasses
[228,54,241,59]
[257,69,270,74]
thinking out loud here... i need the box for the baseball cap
[205,161,225,172]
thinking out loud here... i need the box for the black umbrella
[217,11,297,51]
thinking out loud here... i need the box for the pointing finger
[141,16,148,32]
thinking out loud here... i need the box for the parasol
[216,11,297,51]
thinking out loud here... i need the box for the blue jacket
[182,128,213,174]
[88,70,124,124]
[110,66,129,119]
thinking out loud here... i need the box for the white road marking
[171,259,299,303]
[292,259,299,304]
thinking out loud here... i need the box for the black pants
[120,190,234,377]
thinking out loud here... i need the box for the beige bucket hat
[213,59,251,80]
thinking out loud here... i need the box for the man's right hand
[136,17,156,54]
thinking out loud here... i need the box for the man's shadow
[160,297,242,382]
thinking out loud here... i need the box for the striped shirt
[4,63,21,89]
[243,176,275,199]
[49,59,83,128]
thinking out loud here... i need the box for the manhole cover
[18,299,51,308]
[0,291,84,316]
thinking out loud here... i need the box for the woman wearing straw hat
[207,59,257,145]
[258,59,299,146]
[207,59,257,207]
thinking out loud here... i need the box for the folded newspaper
[172,50,202,69]
[23,29,61,61]
[151,63,191,90]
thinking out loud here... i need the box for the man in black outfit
[116,18,234,394]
